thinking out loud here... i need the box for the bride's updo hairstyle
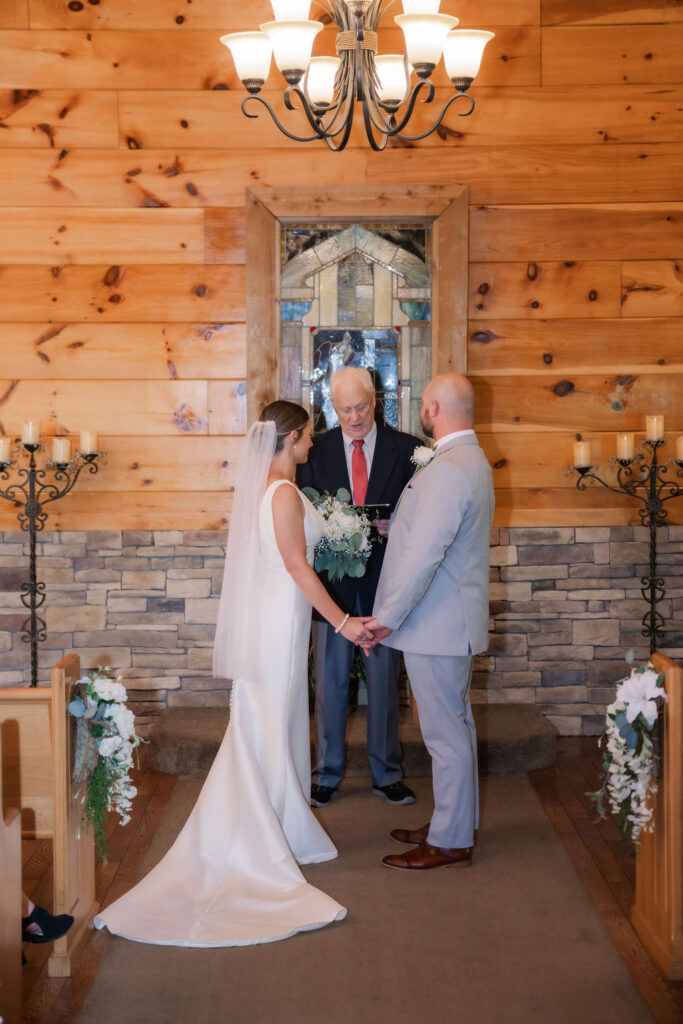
[259,401,309,453]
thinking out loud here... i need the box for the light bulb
[304,56,340,108]
[394,13,458,77]
[220,32,272,92]
[443,29,495,89]
[260,20,323,84]
[375,55,410,109]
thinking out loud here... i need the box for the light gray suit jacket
[372,434,494,657]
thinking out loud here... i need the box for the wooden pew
[0,728,22,1024]
[631,652,683,980]
[0,654,98,979]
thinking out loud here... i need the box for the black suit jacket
[296,425,421,617]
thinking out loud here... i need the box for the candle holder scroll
[571,439,683,655]
[0,442,102,687]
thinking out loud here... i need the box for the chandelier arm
[366,79,436,137]
[360,91,390,151]
[241,95,326,143]
[286,87,348,140]
[290,57,356,142]
[283,73,356,148]
[393,90,476,142]
[367,0,388,29]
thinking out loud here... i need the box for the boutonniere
[410,445,436,474]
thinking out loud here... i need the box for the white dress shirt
[341,422,377,502]
[435,429,476,449]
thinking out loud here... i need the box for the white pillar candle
[645,415,664,440]
[573,441,592,468]
[52,437,71,464]
[677,436,683,461]
[79,430,98,454]
[616,433,635,460]
[21,421,40,444]
[0,437,11,463]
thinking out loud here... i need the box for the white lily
[616,668,666,727]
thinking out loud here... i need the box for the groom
[367,373,494,870]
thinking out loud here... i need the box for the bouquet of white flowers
[303,486,374,582]
[590,662,667,851]
[69,667,145,861]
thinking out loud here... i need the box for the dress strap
[264,479,307,508]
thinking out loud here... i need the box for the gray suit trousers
[312,618,402,789]
[404,652,479,849]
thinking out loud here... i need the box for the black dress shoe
[22,905,74,944]
[311,783,337,808]
[372,781,416,805]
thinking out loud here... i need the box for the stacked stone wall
[0,526,681,735]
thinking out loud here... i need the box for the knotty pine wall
[0,0,682,531]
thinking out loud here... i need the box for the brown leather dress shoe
[389,823,430,845]
[382,842,472,871]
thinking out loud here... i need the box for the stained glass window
[280,222,432,437]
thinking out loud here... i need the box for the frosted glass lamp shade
[260,20,323,83]
[443,29,495,87]
[401,0,441,12]
[394,13,458,75]
[220,32,272,89]
[375,55,410,108]
[270,0,311,19]
[304,56,340,107]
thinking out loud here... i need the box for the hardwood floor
[20,767,177,1024]
[18,740,683,1023]
[530,738,683,1024]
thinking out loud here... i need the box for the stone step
[149,703,557,779]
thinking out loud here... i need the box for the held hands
[338,615,393,654]
[363,616,393,643]
[340,616,376,646]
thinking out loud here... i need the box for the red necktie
[351,439,368,505]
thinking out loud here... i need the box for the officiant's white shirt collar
[434,429,475,449]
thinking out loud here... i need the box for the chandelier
[220,1,494,151]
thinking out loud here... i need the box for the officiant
[297,367,419,808]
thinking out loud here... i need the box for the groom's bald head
[421,374,475,439]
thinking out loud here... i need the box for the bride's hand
[341,616,375,646]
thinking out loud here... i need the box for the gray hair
[329,366,375,400]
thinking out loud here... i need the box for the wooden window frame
[245,184,469,425]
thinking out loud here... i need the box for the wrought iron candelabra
[571,437,683,655]
[0,439,101,686]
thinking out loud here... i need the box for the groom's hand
[364,617,393,643]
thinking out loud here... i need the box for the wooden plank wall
[0,0,681,529]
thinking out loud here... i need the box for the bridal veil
[213,419,277,683]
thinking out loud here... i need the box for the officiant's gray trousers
[311,619,402,789]
[404,652,479,849]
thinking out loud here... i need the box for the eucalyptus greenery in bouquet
[590,662,666,852]
[302,486,374,582]
[68,668,145,861]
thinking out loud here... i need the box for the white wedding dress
[94,480,347,946]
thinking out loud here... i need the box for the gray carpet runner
[79,776,653,1024]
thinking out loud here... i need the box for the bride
[94,401,373,946]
